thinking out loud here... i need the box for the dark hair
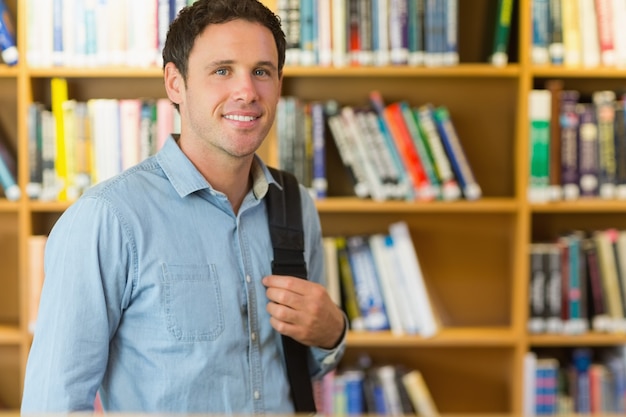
[162,0,286,82]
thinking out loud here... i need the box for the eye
[254,68,269,77]
[215,68,229,76]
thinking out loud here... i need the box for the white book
[317,0,332,67]
[369,234,405,335]
[341,106,388,201]
[613,0,626,67]
[522,351,537,416]
[594,0,615,66]
[578,0,600,67]
[332,0,349,67]
[119,99,142,170]
[389,221,438,338]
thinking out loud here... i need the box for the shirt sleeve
[21,195,132,413]
[298,186,347,378]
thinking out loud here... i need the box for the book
[528,89,552,203]
[578,0,601,67]
[614,0,626,67]
[545,243,564,333]
[522,351,538,416]
[615,94,626,198]
[594,229,625,330]
[577,103,600,198]
[26,103,44,199]
[407,0,425,66]
[323,237,341,306]
[382,100,435,201]
[27,235,47,333]
[594,0,615,67]
[593,90,617,199]
[559,89,581,200]
[335,236,365,331]
[489,0,515,66]
[562,0,582,66]
[0,120,20,201]
[317,0,332,67]
[548,0,565,64]
[583,236,611,332]
[51,77,69,200]
[415,104,461,201]
[389,0,409,65]
[389,221,438,337]
[431,105,482,200]
[532,0,551,64]
[443,0,459,66]
[0,0,18,65]
[401,369,439,417]
[376,365,404,415]
[546,79,564,201]
[528,243,548,333]
[346,235,390,331]
[310,101,327,199]
[332,0,349,67]
[368,234,405,335]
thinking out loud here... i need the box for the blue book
[311,102,327,199]
[0,0,18,65]
[0,133,20,201]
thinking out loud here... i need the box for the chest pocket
[161,264,224,342]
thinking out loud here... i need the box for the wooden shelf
[347,328,517,347]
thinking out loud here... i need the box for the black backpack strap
[266,167,317,414]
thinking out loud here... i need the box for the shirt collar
[157,135,281,200]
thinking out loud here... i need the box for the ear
[164,62,183,105]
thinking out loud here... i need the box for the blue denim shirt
[21,136,345,413]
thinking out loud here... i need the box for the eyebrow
[208,59,278,71]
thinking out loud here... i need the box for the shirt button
[254,391,260,400]
[251,332,256,341]
[246,275,251,283]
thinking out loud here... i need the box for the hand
[262,275,345,349]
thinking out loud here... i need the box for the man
[21,0,346,412]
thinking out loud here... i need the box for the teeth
[224,114,257,122]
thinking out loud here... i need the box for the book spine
[335,236,365,331]
[583,237,610,331]
[444,0,459,66]
[615,95,626,198]
[529,244,548,333]
[528,89,552,203]
[613,0,626,67]
[548,0,565,64]
[317,0,332,67]
[52,0,64,66]
[389,0,409,65]
[415,104,461,200]
[373,0,391,66]
[300,0,317,66]
[311,102,327,199]
[545,244,564,333]
[27,103,44,200]
[51,77,69,201]
[532,0,551,65]
[384,102,434,200]
[432,106,482,200]
[546,79,564,201]
[346,235,390,331]
[559,89,581,200]
[407,0,424,66]
[0,0,18,65]
[490,0,514,66]
[332,0,348,67]
[357,0,374,66]
[578,0,601,67]
[593,90,617,198]
[562,0,582,66]
[594,0,615,66]
[577,103,600,197]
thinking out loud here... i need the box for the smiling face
[164,19,282,162]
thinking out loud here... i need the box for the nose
[233,73,259,103]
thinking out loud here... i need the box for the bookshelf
[0,0,624,414]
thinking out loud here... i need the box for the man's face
[174,19,282,159]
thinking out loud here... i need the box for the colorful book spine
[0,0,18,65]
[594,0,616,66]
[559,90,581,200]
[593,90,617,199]
[528,89,552,203]
[615,94,626,198]
[548,0,564,64]
[389,0,409,65]
[432,106,482,200]
[546,79,564,201]
[310,102,327,199]
[490,0,515,66]
[27,103,44,200]
[407,0,425,66]
[532,0,550,64]
[577,103,600,197]
[51,77,69,201]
